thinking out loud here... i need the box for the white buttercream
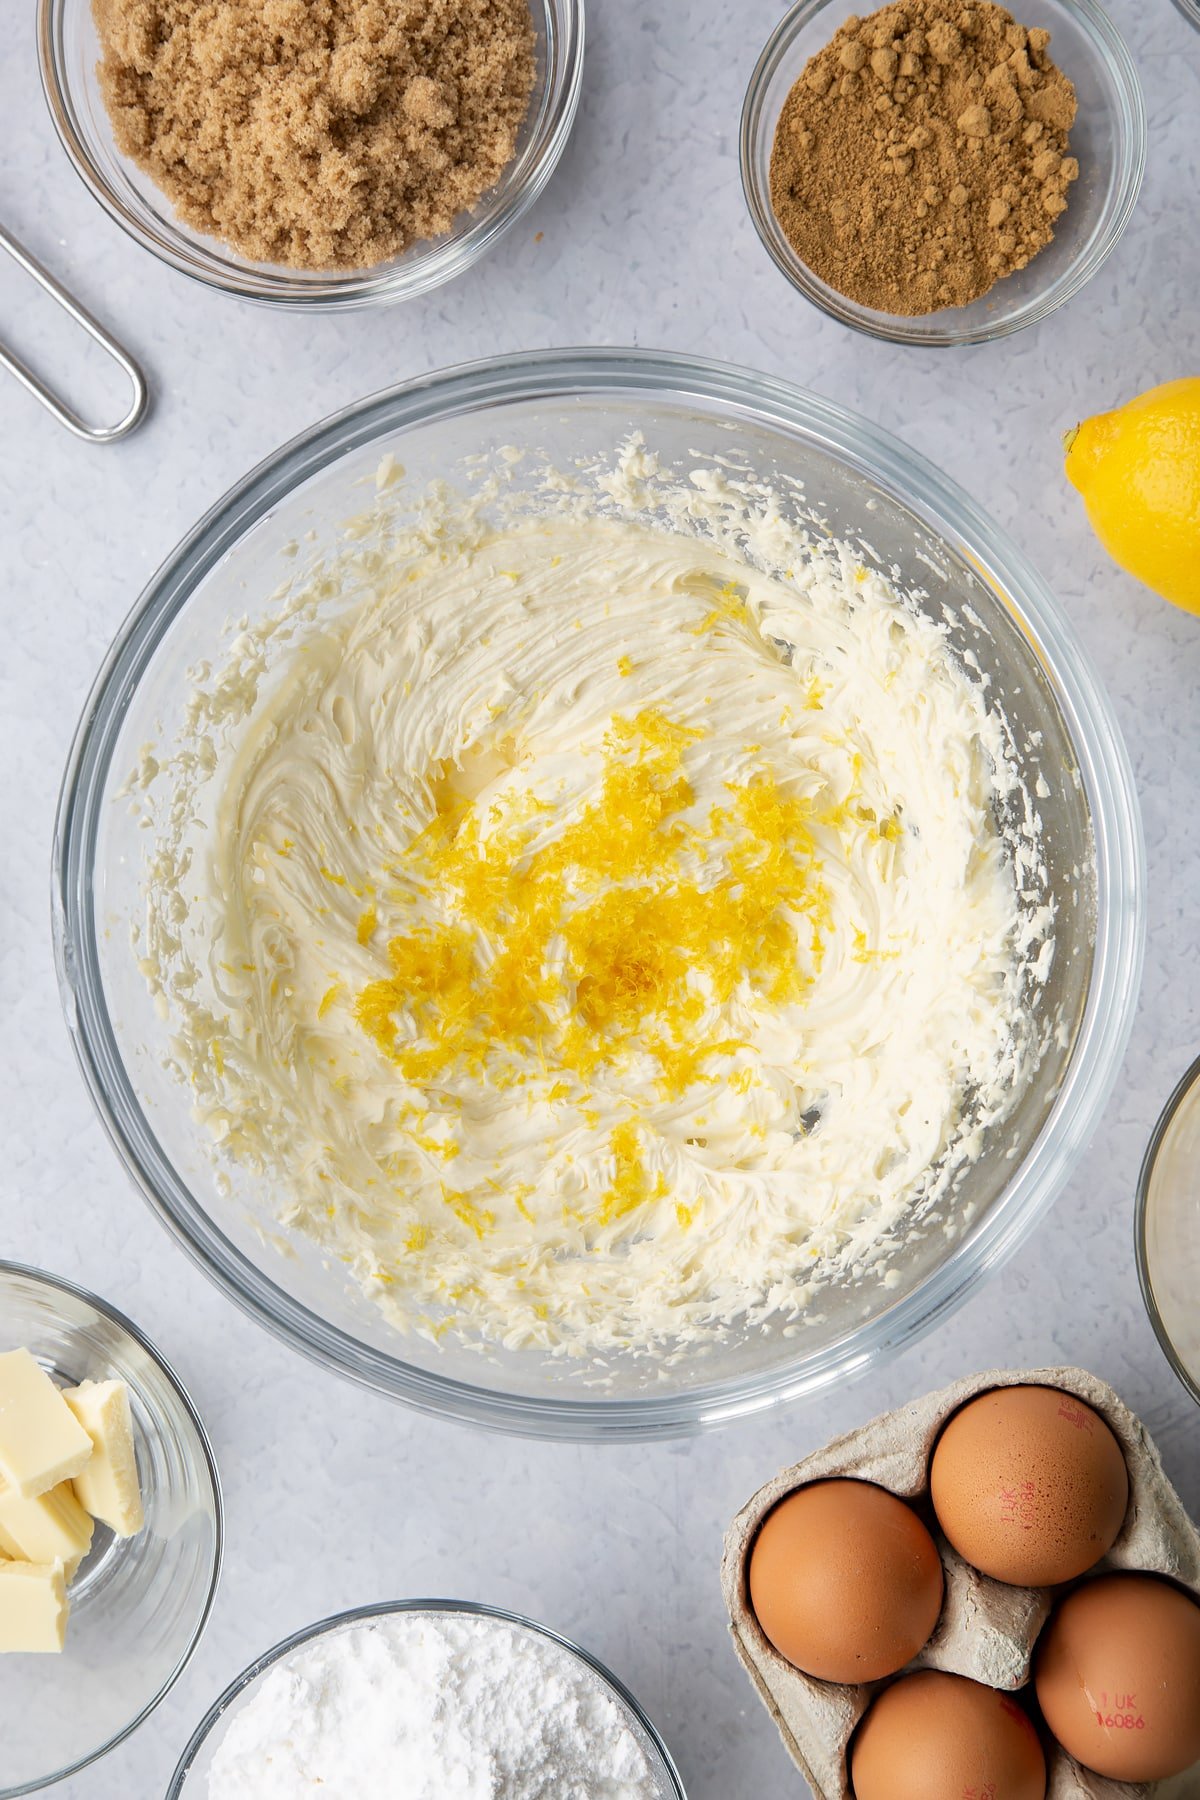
[132,443,1049,1357]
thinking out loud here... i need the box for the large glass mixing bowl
[54,350,1144,1439]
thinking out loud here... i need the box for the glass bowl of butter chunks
[0,1262,221,1795]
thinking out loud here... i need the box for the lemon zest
[348,707,888,1233]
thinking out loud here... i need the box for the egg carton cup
[721,1365,1200,1800]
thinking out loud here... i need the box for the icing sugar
[205,1613,661,1800]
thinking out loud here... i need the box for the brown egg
[851,1670,1047,1800]
[747,1478,943,1684]
[929,1385,1129,1585]
[1034,1574,1200,1780]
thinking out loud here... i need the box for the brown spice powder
[769,1,1079,316]
[93,0,537,270]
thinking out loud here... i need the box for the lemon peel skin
[1065,377,1200,617]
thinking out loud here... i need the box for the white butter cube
[0,1561,69,1653]
[0,1481,94,1580]
[0,1350,93,1499]
[64,1380,144,1538]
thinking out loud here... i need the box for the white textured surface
[1,2,1198,1795]
[205,1613,659,1798]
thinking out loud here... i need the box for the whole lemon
[1065,377,1200,616]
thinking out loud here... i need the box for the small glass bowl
[37,0,584,310]
[0,1263,222,1798]
[740,0,1145,345]
[1136,1055,1200,1409]
[1173,0,1200,31]
[165,1599,687,1797]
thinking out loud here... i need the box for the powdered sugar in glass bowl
[166,1600,687,1799]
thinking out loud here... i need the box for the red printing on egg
[1056,1396,1095,1433]
[997,1481,1039,1530]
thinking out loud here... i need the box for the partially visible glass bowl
[1136,1055,1200,1409]
[1172,0,1200,32]
[37,0,584,309]
[740,0,1145,345]
[0,1263,221,1798]
[54,348,1145,1440]
[165,1599,687,1798]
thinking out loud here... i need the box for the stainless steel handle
[0,223,148,444]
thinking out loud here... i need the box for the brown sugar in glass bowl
[738,0,1145,346]
[769,0,1079,318]
[91,0,537,272]
[38,0,585,306]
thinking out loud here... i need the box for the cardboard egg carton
[721,1366,1200,1800]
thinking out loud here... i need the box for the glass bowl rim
[164,1596,688,1798]
[35,0,586,310]
[738,0,1147,347]
[53,345,1146,1441]
[0,1257,224,1799]
[1171,0,1200,29]
[1134,1051,1200,1410]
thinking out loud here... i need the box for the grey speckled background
[2,1,1199,1795]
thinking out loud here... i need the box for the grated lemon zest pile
[349,708,873,1236]
[354,710,849,1090]
[689,580,749,636]
[597,1120,669,1226]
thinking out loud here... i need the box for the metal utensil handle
[0,223,148,444]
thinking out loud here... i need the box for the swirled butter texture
[134,445,1047,1356]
